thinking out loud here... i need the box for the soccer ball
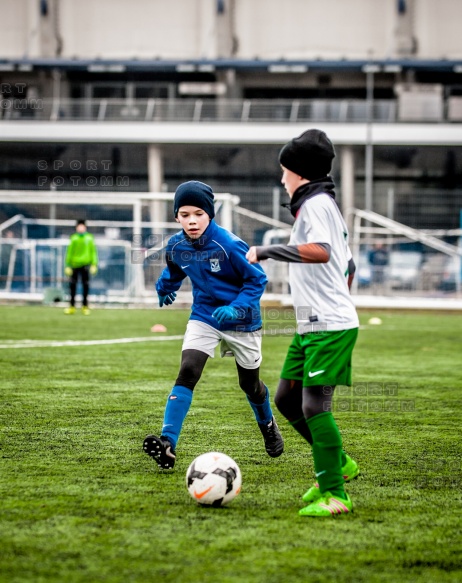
[186,452,242,507]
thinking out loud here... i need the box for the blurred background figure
[64,220,98,315]
[368,243,389,293]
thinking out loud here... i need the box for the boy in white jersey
[247,129,360,517]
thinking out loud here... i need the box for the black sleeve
[256,242,331,264]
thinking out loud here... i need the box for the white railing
[1,202,461,302]
[348,208,462,295]
[2,96,460,123]
[0,98,401,123]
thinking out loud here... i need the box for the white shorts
[182,320,262,370]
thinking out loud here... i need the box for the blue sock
[161,385,193,449]
[247,385,273,425]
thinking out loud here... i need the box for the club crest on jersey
[210,258,221,272]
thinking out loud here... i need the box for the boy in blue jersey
[143,181,284,470]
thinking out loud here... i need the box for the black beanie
[279,129,335,180]
[173,181,215,218]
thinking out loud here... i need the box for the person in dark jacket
[143,181,284,470]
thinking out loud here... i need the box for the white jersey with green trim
[288,193,359,333]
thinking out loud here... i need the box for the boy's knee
[273,389,284,412]
[275,388,296,418]
[236,364,263,401]
[240,379,264,403]
[175,350,207,390]
[176,362,202,389]
[301,401,317,419]
[302,389,332,419]
[274,378,293,413]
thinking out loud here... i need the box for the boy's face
[76,223,87,234]
[281,165,309,198]
[176,206,210,239]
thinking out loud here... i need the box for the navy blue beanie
[173,181,215,219]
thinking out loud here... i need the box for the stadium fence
[0,191,461,306]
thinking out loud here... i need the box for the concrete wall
[58,0,214,59]
[235,0,394,60]
[1,0,462,60]
[1,0,28,57]
[416,0,462,58]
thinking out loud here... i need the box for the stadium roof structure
[2,57,462,145]
[1,57,462,74]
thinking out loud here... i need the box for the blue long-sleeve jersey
[156,220,267,331]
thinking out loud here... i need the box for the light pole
[363,64,380,215]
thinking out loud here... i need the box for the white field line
[0,324,428,349]
[0,335,184,349]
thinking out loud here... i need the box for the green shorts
[280,328,358,387]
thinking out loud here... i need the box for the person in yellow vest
[64,220,98,315]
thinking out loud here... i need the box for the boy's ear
[175,217,180,223]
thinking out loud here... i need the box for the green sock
[289,417,347,468]
[289,416,313,444]
[307,412,346,500]
[290,417,347,466]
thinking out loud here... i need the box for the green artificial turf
[0,306,461,583]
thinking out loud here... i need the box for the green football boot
[302,454,359,504]
[299,491,353,517]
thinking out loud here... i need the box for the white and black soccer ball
[186,452,242,507]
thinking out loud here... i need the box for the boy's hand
[64,267,73,276]
[246,247,259,264]
[212,306,239,324]
[158,292,177,307]
[90,265,98,275]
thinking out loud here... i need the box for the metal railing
[348,208,462,295]
[0,97,403,123]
